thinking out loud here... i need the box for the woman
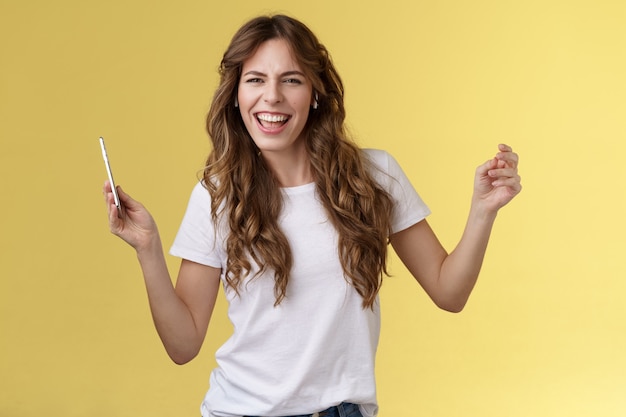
[103,14,521,417]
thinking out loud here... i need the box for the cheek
[237,100,256,125]
[237,87,255,109]
[294,93,314,113]
[240,111,256,131]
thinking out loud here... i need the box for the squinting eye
[284,78,302,84]
[245,78,263,83]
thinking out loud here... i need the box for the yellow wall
[1,0,625,416]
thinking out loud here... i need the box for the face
[237,38,314,157]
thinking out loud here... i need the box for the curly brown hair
[204,14,393,308]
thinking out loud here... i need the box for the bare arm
[104,182,220,364]
[390,144,521,312]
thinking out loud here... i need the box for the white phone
[99,137,121,214]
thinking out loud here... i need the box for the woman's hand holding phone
[100,138,160,253]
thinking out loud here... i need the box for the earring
[313,92,319,110]
[234,97,239,108]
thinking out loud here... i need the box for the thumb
[476,157,497,177]
[116,186,141,210]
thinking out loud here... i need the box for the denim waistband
[244,401,361,417]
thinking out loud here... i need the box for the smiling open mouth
[256,113,290,129]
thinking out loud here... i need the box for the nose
[263,81,283,104]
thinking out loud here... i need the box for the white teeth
[257,113,289,123]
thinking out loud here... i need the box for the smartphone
[99,137,121,214]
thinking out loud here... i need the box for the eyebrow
[242,70,306,77]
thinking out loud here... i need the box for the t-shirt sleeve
[365,149,431,234]
[169,181,224,268]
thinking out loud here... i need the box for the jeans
[245,402,363,417]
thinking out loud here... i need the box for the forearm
[136,239,203,363]
[392,145,520,313]
[437,204,497,312]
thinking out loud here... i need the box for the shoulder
[361,148,391,167]
[181,180,219,219]
[187,180,212,205]
[360,150,430,233]
[361,148,404,183]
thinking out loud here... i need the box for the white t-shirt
[170,149,430,417]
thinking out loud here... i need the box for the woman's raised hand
[103,181,160,252]
[473,144,522,214]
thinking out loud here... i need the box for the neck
[261,147,313,187]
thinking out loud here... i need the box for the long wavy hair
[204,14,393,308]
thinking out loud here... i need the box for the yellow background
[1,0,625,416]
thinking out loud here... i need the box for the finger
[116,186,139,210]
[492,174,522,189]
[103,182,116,206]
[107,197,124,233]
[498,143,513,152]
[103,180,113,202]
[488,167,518,179]
[496,152,519,169]
[102,181,125,220]
[477,157,498,176]
[496,150,519,161]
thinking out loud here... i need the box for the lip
[254,112,291,134]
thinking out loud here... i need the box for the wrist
[135,233,164,261]
[469,198,499,223]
